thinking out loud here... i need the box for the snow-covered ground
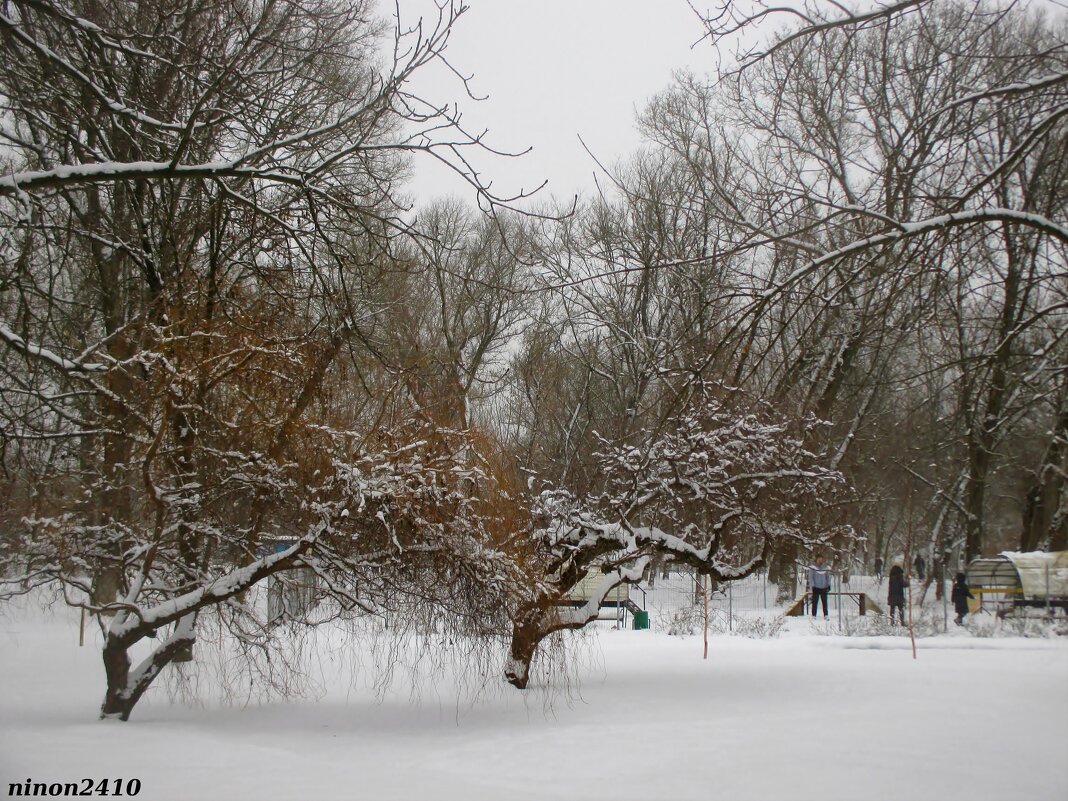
[2,593,1066,801]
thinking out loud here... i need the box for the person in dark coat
[951,572,974,626]
[913,554,926,581]
[873,556,884,582]
[887,564,906,626]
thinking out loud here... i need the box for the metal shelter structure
[965,550,1068,616]
[561,569,646,626]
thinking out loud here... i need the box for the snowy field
[2,594,1066,801]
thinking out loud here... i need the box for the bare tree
[505,388,853,689]
[381,199,533,429]
[0,0,534,720]
[632,1,1068,567]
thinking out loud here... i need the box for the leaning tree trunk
[100,614,196,720]
[504,609,550,690]
[97,543,307,720]
[505,561,651,690]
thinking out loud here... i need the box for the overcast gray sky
[398,0,711,206]
[397,0,1068,208]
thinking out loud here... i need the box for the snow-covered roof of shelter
[1000,551,1068,600]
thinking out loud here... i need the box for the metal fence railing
[633,565,884,632]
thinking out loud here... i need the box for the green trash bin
[632,610,649,630]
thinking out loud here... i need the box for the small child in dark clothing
[951,572,974,626]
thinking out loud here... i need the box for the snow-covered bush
[966,613,1068,639]
[732,614,785,639]
[664,604,729,636]
[837,614,914,637]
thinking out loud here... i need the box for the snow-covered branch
[0,320,109,373]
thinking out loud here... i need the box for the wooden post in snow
[702,573,709,660]
[905,407,917,660]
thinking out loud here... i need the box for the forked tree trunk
[98,546,307,720]
[100,637,138,720]
[100,616,196,720]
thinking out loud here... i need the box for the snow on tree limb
[0,160,263,196]
[0,320,109,373]
[746,208,1068,315]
